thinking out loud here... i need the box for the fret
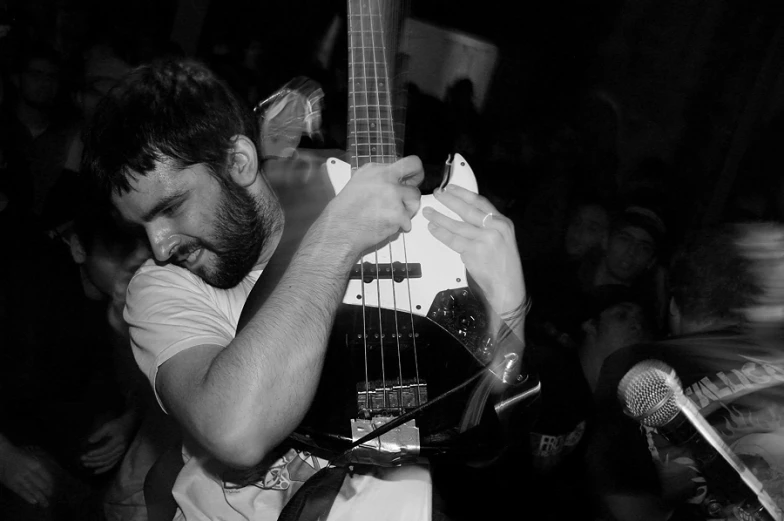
[352,152,398,159]
[348,109,394,124]
[348,80,391,93]
[347,0,400,168]
[351,143,398,149]
[349,126,395,135]
[347,57,391,68]
[349,103,393,111]
[348,35,391,48]
[349,134,397,143]
[350,96,391,106]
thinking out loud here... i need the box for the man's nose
[146,225,180,262]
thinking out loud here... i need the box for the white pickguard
[326,154,477,318]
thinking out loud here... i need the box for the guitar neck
[347,0,405,169]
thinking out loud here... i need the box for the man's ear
[228,135,259,188]
[67,233,87,264]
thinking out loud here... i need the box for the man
[0,198,148,519]
[587,223,784,521]
[590,205,665,288]
[5,43,77,225]
[83,58,527,520]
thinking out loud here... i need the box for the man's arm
[154,158,424,468]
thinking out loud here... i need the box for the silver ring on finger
[481,212,494,228]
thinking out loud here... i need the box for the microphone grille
[617,359,681,427]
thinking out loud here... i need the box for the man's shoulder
[129,259,206,293]
[126,259,261,316]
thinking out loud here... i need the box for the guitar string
[370,0,403,413]
[388,0,423,407]
[375,0,411,412]
[349,7,371,413]
[358,0,388,411]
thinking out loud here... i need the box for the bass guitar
[239,0,540,469]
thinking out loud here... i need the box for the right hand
[325,156,424,253]
[0,444,54,507]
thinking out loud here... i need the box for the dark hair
[12,41,62,73]
[610,205,667,252]
[83,58,259,198]
[71,191,140,258]
[669,225,761,322]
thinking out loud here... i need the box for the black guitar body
[293,300,506,464]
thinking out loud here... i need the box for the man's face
[605,225,656,283]
[84,237,150,298]
[582,302,647,356]
[113,161,275,289]
[18,58,60,109]
[565,204,609,258]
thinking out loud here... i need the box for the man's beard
[192,180,278,289]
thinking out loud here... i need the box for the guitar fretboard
[347,0,403,168]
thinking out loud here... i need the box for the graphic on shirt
[530,421,586,472]
[258,449,326,491]
[647,356,784,516]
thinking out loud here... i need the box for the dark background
[5,0,784,239]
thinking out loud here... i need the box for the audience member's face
[565,204,609,258]
[18,58,60,109]
[605,225,656,283]
[582,302,647,356]
[84,237,150,298]
[113,162,273,289]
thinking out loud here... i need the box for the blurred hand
[423,184,526,316]
[0,444,54,507]
[80,413,137,474]
[326,156,424,254]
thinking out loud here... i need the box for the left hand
[80,413,137,474]
[423,185,526,316]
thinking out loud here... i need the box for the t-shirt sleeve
[124,264,235,411]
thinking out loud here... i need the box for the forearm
[183,211,357,465]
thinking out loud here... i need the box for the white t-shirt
[125,260,431,520]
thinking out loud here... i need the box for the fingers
[91,458,122,475]
[422,205,481,243]
[440,184,497,216]
[388,156,424,187]
[15,468,52,507]
[426,220,473,254]
[432,186,504,229]
[82,447,125,468]
[26,465,54,497]
[17,481,47,506]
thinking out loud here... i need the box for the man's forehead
[616,225,655,244]
[112,164,192,217]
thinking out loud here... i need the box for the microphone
[618,359,783,521]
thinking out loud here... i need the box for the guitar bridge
[350,416,420,462]
[357,379,428,415]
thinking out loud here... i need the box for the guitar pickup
[349,262,422,283]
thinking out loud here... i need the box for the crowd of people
[2,6,784,521]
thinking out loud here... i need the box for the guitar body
[283,154,509,464]
[238,0,539,471]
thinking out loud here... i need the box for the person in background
[587,223,784,521]
[4,41,77,227]
[0,196,148,520]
